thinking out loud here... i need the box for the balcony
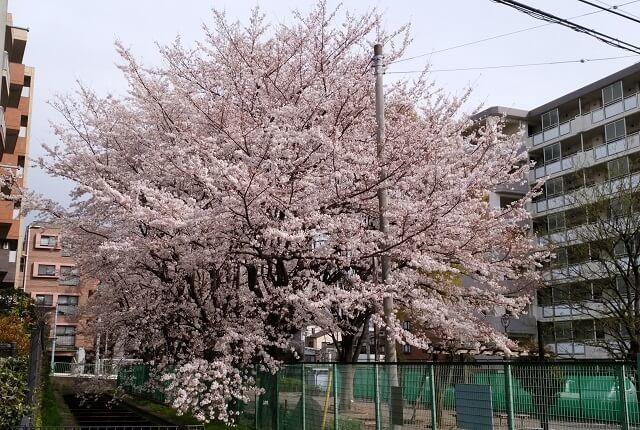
[1,52,8,96]
[532,171,640,216]
[529,117,578,147]
[530,132,640,182]
[585,92,639,128]
[8,26,28,64]
[531,153,579,181]
[528,92,640,147]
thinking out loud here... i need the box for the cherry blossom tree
[32,1,544,422]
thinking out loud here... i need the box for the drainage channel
[62,394,170,428]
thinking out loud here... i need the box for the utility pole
[373,42,401,430]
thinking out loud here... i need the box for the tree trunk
[339,365,355,411]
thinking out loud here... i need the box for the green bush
[0,357,29,428]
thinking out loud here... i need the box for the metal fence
[14,427,205,430]
[52,361,120,378]
[244,361,640,430]
[116,361,640,430]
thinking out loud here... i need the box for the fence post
[504,364,515,430]
[429,364,437,430]
[618,364,630,430]
[301,363,306,430]
[255,364,260,430]
[275,371,280,430]
[374,363,381,430]
[333,363,339,430]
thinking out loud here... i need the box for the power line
[388,0,640,65]
[576,0,640,24]
[490,0,640,54]
[386,54,639,74]
[592,0,640,19]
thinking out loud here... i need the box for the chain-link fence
[245,361,640,430]
[115,361,640,430]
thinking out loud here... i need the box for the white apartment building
[479,62,640,358]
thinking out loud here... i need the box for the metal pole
[373,363,381,430]
[333,364,339,430]
[255,365,260,430]
[50,304,58,372]
[429,365,437,430]
[504,364,515,430]
[301,363,306,430]
[373,41,401,430]
[619,364,630,430]
[275,372,280,430]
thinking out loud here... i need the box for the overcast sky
[9,0,640,209]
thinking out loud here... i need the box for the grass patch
[124,395,251,429]
[39,367,62,426]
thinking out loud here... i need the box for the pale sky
[9,0,640,208]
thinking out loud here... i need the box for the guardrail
[52,361,120,378]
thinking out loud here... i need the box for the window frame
[35,294,53,306]
[608,157,630,179]
[605,118,626,142]
[36,264,56,276]
[543,143,561,163]
[39,235,58,248]
[547,212,566,233]
[602,81,624,106]
[541,108,559,130]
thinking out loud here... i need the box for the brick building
[0,1,33,290]
[19,223,97,361]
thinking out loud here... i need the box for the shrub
[0,357,29,428]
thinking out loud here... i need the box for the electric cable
[388,0,640,65]
[386,54,639,74]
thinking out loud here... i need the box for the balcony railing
[587,93,639,126]
[533,171,640,215]
[530,117,577,146]
[531,132,640,181]
[533,153,578,179]
[528,93,640,147]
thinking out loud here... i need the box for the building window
[403,344,412,354]
[608,157,630,179]
[402,321,411,331]
[499,196,519,208]
[546,177,564,198]
[57,295,79,306]
[552,247,568,267]
[59,266,79,286]
[55,326,76,346]
[547,212,566,233]
[541,108,559,130]
[35,294,53,306]
[602,81,623,105]
[543,143,561,163]
[605,118,626,142]
[39,235,58,248]
[37,264,56,276]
